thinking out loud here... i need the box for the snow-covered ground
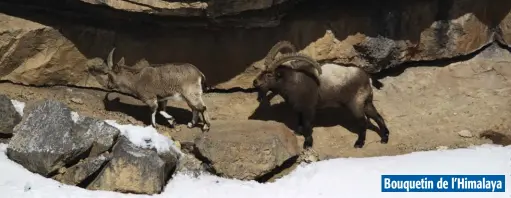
[104,120,182,155]
[0,144,509,198]
[2,101,510,198]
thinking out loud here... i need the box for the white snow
[71,112,80,123]
[0,144,510,198]
[10,100,25,116]
[104,120,182,156]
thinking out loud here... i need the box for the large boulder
[0,13,106,88]
[0,94,21,135]
[88,136,179,195]
[194,120,300,180]
[7,100,89,176]
[6,100,120,176]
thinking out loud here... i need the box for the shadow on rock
[480,130,511,146]
[102,93,192,126]
[248,102,381,137]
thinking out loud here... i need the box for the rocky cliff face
[0,0,510,89]
[79,0,291,19]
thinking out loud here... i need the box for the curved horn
[263,41,297,70]
[107,48,116,68]
[268,53,322,76]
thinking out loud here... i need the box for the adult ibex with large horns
[253,41,390,149]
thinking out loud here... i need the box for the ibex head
[101,48,148,90]
[253,52,323,91]
[252,41,297,90]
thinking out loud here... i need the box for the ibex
[253,41,390,149]
[93,48,211,132]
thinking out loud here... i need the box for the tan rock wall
[0,0,509,89]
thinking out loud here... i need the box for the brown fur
[254,53,389,149]
[100,48,211,131]
[107,63,204,101]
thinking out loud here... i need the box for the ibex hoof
[201,125,210,132]
[187,122,195,128]
[353,141,365,148]
[168,119,176,127]
[381,137,389,144]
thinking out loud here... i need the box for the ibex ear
[117,57,125,66]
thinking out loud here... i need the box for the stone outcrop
[79,0,208,17]
[78,0,291,19]
[6,99,121,177]
[0,0,510,89]
[194,120,299,180]
[0,94,21,135]
[6,100,90,176]
[88,136,179,195]
[2,96,182,194]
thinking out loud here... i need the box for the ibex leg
[158,100,176,127]
[145,99,158,128]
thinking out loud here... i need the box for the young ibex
[253,42,390,149]
[95,48,211,132]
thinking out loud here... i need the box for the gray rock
[0,94,21,135]
[0,138,10,144]
[74,117,120,157]
[7,100,90,176]
[88,136,179,195]
[176,153,206,177]
[353,36,401,73]
[54,153,111,185]
[195,120,300,180]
